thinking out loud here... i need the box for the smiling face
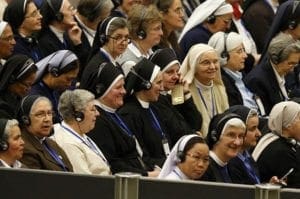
[213,126,245,162]
[243,116,261,149]
[101,78,126,109]
[162,64,180,91]
[20,2,42,35]
[162,0,185,32]
[142,72,163,102]
[105,27,130,58]
[195,51,220,85]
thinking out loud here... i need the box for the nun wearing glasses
[0,54,37,119]
[158,134,209,180]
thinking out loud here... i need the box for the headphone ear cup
[56,12,64,22]
[99,34,108,45]
[142,80,152,90]
[176,151,185,163]
[21,115,31,126]
[221,51,229,60]
[271,53,279,65]
[207,15,216,24]
[74,111,84,122]
[210,130,218,143]
[288,20,297,30]
[50,67,60,77]
[137,29,147,40]
[0,140,8,151]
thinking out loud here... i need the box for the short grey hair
[268,32,300,64]
[58,89,95,122]
[2,119,19,142]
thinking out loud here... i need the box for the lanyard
[42,139,68,171]
[38,82,58,109]
[197,87,216,119]
[148,107,166,138]
[108,112,133,136]
[60,124,108,164]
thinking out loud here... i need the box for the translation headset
[0,120,9,151]
[99,17,116,46]
[210,113,241,143]
[288,0,300,30]
[20,95,33,126]
[206,2,226,24]
[70,93,85,122]
[129,67,152,90]
[136,7,147,40]
[270,46,285,65]
[285,137,300,148]
[46,0,64,22]
[221,33,229,60]
[176,136,187,163]
[94,62,107,96]
[48,51,72,77]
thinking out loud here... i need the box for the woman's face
[101,78,126,109]
[6,125,25,161]
[244,116,261,148]
[195,51,219,85]
[179,143,210,180]
[162,64,180,91]
[106,27,130,58]
[27,99,53,138]
[214,126,245,162]
[21,2,42,35]
[0,25,16,59]
[226,44,247,71]
[81,101,99,134]
[162,0,185,31]
[143,72,163,102]
[8,72,36,97]
[143,21,163,47]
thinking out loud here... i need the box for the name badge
[162,138,170,156]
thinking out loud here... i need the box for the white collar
[94,100,116,113]
[136,95,150,108]
[173,166,190,180]
[194,78,213,90]
[0,159,23,168]
[209,151,227,167]
[271,63,285,85]
[223,67,243,80]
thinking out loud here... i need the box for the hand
[147,170,160,178]
[67,22,82,45]
[177,72,190,94]
[269,176,286,186]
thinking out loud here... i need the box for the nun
[3,0,43,61]
[208,31,259,111]
[201,112,246,182]
[0,21,16,64]
[178,0,233,58]
[118,58,171,167]
[150,48,202,143]
[19,94,73,171]
[179,43,229,137]
[0,118,25,168]
[0,54,37,119]
[158,134,209,180]
[29,50,79,123]
[252,101,300,188]
[80,62,159,177]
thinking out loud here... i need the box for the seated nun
[158,134,209,180]
[0,118,25,168]
[201,112,246,182]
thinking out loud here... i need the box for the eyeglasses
[169,7,184,15]
[0,35,15,43]
[230,47,246,54]
[31,111,55,119]
[108,35,131,43]
[186,153,210,164]
[25,9,40,18]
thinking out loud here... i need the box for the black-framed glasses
[108,35,131,43]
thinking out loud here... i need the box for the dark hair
[77,0,113,22]
[182,136,207,155]
[58,59,80,74]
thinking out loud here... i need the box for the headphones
[0,139,8,151]
[136,7,147,40]
[46,0,64,22]
[20,95,33,126]
[99,17,116,46]
[48,51,72,77]
[221,33,229,60]
[209,113,241,143]
[94,62,107,96]
[70,93,85,122]
[286,137,300,148]
[176,137,187,163]
[207,14,216,24]
[270,47,284,65]
[129,68,152,90]
[288,0,300,30]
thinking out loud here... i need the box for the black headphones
[288,0,300,30]
[209,113,242,144]
[176,136,187,163]
[94,62,107,96]
[221,33,229,60]
[136,7,147,40]
[46,0,64,22]
[286,137,300,148]
[0,119,9,151]
[207,14,216,24]
[48,51,72,77]
[129,68,152,90]
[70,93,85,122]
[20,95,33,126]
[270,47,285,65]
[99,17,116,46]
